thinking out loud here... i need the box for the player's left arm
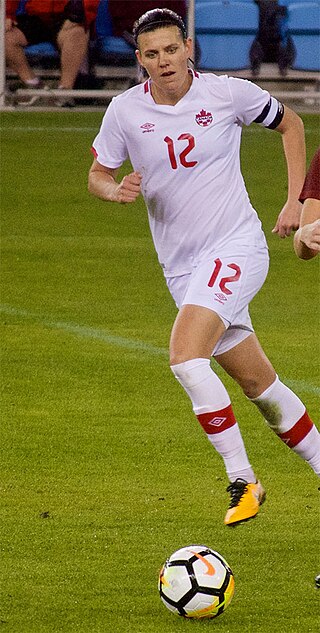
[271,105,306,238]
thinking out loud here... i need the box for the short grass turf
[0,110,319,633]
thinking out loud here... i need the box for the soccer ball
[158,545,234,619]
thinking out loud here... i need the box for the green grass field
[1,110,319,633]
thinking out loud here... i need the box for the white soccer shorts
[166,246,269,356]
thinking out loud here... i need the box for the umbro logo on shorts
[214,293,228,304]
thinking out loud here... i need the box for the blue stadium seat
[287,2,320,71]
[25,42,59,65]
[195,1,259,70]
[95,0,136,65]
[279,0,317,4]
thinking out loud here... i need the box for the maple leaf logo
[195,109,213,127]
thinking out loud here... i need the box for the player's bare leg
[170,305,264,525]
[170,304,225,364]
[215,333,276,399]
[215,333,320,476]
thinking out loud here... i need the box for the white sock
[171,358,256,483]
[251,375,320,476]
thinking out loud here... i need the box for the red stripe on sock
[197,405,236,434]
[278,411,314,448]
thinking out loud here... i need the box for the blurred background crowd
[4,0,319,106]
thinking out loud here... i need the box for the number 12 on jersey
[164,134,198,170]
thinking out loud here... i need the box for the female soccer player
[88,8,320,526]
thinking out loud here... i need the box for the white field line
[0,303,167,358]
[1,303,319,396]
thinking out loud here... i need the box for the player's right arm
[88,158,142,204]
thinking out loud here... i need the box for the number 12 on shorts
[208,258,241,295]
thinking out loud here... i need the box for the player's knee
[170,347,210,367]
[170,352,188,366]
[240,376,267,399]
[244,373,280,399]
[170,359,192,388]
[170,358,211,389]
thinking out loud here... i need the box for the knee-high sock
[171,358,256,483]
[250,375,320,476]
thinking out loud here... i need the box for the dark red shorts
[15,14,65,44]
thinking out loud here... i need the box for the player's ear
[135,49,148,79]
[135,49,143,66]
[185,37,193,58]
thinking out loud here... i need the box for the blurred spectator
[108,1,187,41]
[5,0,99,103]
[108,1,187,36]
[249,0,295,76]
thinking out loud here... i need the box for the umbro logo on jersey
[140,122,155,133]
[195,109,213,127]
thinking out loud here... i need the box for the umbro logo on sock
[207,417,227,427]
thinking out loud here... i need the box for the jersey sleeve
[91,98,129,168]
[299,148,320,202]
[226,76,272,126]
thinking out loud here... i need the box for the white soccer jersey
[92,71,273,276]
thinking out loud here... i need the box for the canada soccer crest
[195,109,213,127]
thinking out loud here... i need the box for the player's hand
[272,200,302,238]
[298,219,320,251]
[114,171,142,203]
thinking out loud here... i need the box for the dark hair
[133,8,187,45]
